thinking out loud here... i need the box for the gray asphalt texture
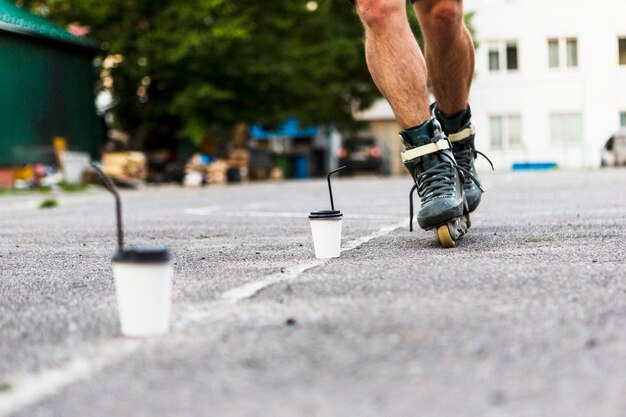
[1,169,625,417]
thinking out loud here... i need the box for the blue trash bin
[292,155,309,179]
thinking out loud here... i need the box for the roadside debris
[39,198,59,209]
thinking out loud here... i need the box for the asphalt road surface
[1,169,625,417]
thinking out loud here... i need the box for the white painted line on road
[176,301,231,325]
[221,220,408,303]
[0,340,140,417]
[245,202,272,209]
[0,220,407,415]
[0,200,41,213]
[185,206,222,215]
[221,260,325,303]
[185,208,401,220]
[341,220,409,252]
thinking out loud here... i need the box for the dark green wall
[0,33,101,166]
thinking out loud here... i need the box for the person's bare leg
[414,0,489,218]
[413,0,474,116]
[356,0,431,129]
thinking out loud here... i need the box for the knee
[419,0,463,31]
[356,0,406,30]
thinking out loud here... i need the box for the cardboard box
[102,152,147,180]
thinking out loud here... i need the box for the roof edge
[0,1,100,51]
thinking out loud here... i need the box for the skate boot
[432,104,493,213]
[400,119,471,248]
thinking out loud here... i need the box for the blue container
[512,162,558,171]
[292,155,309,179]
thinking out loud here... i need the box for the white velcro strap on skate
[401,139,450,163]
[448,126,476,142]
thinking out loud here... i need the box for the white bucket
[61,151,91,184]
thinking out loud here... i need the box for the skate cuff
[448,126,476,142]
[401,139,450,163]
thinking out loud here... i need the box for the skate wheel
[463,214,471,229]
[436,225,455,248]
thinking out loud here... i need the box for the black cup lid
[309,210,343,220]
[112,247,172,264]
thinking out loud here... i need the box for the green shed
[0,0,102,166]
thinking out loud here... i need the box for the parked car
[601,128,626,167]
[338,137,384,175]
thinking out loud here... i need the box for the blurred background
[0,0,625,190]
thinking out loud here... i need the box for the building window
[548,39,560,68]
[548,38,578,69]
[488,41,519,73]
[620,112,626,127]
[488,43,500,71]
[490,115,522,150]
[506,42,519,70]
[490,116,503,148]
[566,38,578,67]
[620,38,626,66]
[508,116,522,146]
[550,114,582,145]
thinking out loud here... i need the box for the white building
[467,0,626,169]
[356,0,626,171]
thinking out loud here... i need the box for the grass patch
[0,382,11,392]
[39,198,59,209]
[59,182,90,193]
[0,186,52,195]
[525,235,565,243]
[0,183,90,196]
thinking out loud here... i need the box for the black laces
[408,153,484,232]
[453,146,494,177]
[417,162,456,203]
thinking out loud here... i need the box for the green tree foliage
[17,0,379,145]
[16,0,471,146]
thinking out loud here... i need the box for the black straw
[327,166,347,211]
[91,163,124,251]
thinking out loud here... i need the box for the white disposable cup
[112,249,173,337]
[309,215,342,258]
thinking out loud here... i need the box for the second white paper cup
[112,247,173,337]
[309,210,343,258]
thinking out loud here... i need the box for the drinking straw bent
[91,163,124,251]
